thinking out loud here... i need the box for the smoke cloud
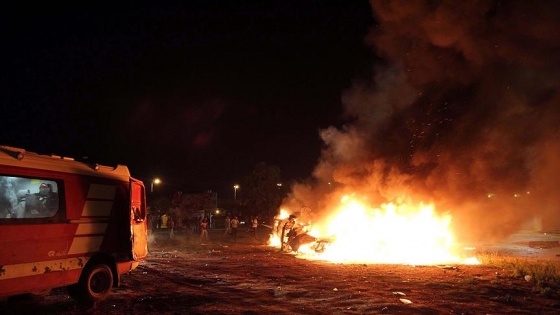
[284,0,560,242]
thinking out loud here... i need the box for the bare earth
[2,228,560,315]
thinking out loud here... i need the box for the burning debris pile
[271,0,560,264]
[269,196,478,265]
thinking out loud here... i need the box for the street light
[233,184,239,199]
[151,178,161,193]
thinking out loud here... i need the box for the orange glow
[267,209,291,247]
[272,195,480,265]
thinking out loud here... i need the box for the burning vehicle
[272,213,320,253]
[269,195,480,266]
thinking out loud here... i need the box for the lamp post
[151,178,161,193]
[233,184,239,200]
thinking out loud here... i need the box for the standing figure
[279,215,297,252]
[230,216,240,240]
[249,215,259,238]
[223,215,231,237]
[200,218,209,242]
[168,217,175,239]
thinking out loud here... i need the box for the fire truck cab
[0,145,148,303]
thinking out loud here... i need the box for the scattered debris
[392,291,406,296]
[399,298,413,304]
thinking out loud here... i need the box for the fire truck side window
[0,175,60,219]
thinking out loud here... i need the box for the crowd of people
[147,213,262,244]
[147,211,315,254]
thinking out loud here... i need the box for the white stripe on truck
[66,184,116,254]
[86,184,116,200]
[0,257,90,280]
[75,223,109,235]
[82,200,113,217]
[67,236,104,255]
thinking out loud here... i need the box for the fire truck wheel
[68,263,114,303]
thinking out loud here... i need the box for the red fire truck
[0,145,148,303]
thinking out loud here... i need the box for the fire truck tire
[68,263,114,303]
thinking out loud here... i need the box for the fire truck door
[130,180,148,260]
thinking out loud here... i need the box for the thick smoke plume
[284,0,560,242]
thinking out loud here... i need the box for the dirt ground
[2,227,560,315]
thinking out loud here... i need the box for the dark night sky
[3,1,559,238]
[0,1,375,197]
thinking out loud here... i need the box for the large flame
[268,208,290,247]
[271,195,479,265]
